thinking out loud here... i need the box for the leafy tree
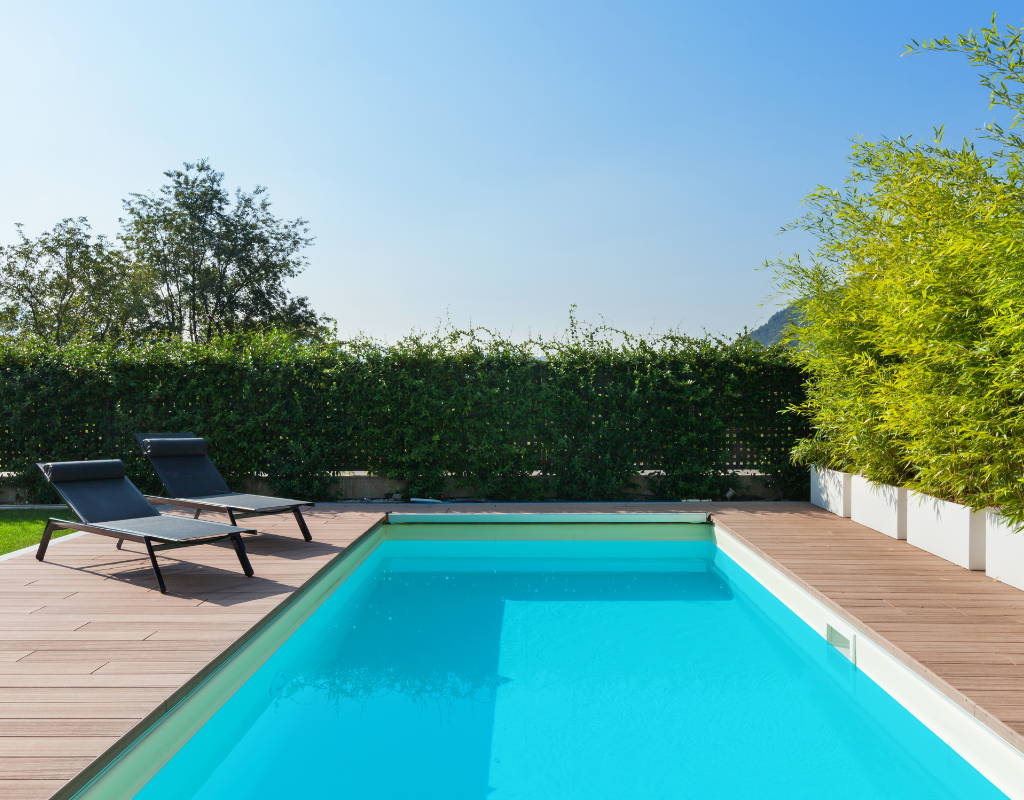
[120,160,332,342]
[0,161,333,347]
[0,218,153,345]
[771,16,1024,524]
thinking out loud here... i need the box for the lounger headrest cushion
[42,460,125,483]
[144,437,208,457]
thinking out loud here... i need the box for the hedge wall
[0,329,808,502]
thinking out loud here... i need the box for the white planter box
[810,466,852,517]
[986,512,1024,590]
[851,476,907,539]
[906,491,985,570]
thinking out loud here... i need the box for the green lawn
[0,507,76,556]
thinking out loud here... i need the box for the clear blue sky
[0,1,1014,341]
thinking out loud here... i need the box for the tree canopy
[0,161,333,346]
[0,218,153,345]
[771,15,1024,524]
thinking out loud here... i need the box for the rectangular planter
[986,512,1024,590]
[851,476,907,539]
[906,491,985,571]
[810,466,852,517]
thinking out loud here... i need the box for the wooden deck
[1,501,1023,798]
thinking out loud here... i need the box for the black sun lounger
[134,433,314,542]
[35,459,256,594]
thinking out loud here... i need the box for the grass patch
[0,507,77,556]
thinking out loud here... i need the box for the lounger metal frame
[36,517,254,594]
[140,495,313,540]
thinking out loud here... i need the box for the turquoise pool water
[133,538,1007,800]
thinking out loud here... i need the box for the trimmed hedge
[0,329,808,502]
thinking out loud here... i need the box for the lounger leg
[230,533,254,577]
[227,508,237,526]
[36,521,57,562]
[143,538,168,594]
[116,539,123,550]
[293,508,313,542]
[193,509,201,519]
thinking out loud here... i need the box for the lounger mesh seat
[35,459,256,594]
[86,515,252,540]
[135,433,314,541]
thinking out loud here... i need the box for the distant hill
[749,305,801,346]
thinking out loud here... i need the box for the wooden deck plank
[0,688,181,703]
[0,641,233,654]
[0,662,109,676]
[0,631,159,642]
[0,703,164,719]
[91,661,212,675]
[0,720,136,737]
[0,758,97,781]
[0,620,110,632]
[0,739,121,758]
[0,675,193,689]
[0,781,69,799]
[15,649,223,663]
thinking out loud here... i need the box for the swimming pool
[89,517,1018,799]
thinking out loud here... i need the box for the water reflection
[273,665,508,708]
[275,564,731,710]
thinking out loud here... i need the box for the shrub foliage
[771,17,1024,524]
[0,327,806,502]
